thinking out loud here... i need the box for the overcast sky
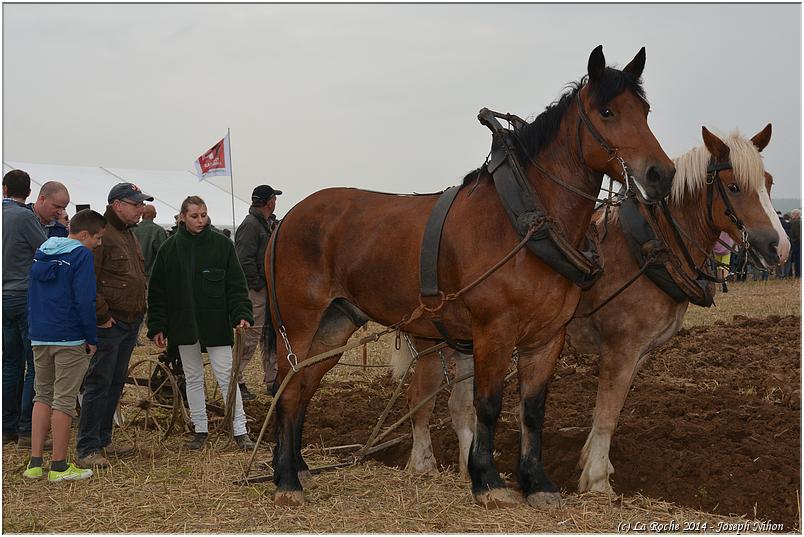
[3,3,801,217]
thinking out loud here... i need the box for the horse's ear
[623,47,646,79]
[587,45,606,83]
[702,127,730,160]
[750,123,772,152]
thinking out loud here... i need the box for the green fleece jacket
[146,223,254,347]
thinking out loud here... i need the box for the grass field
[2,279,800,533]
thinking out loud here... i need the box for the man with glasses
[76,183,152,469]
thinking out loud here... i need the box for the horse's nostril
[647,166,660,183]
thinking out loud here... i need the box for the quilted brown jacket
[93,207,148,324]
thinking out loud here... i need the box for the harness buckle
[278,325,299,372]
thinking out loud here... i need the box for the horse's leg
[405,346,442,474]
[578,343,645,494]
[273,300,364,506]
[273,352,310,506]
[293,300,365,490]
[448,353,474,479]
[517,330,564,507]
[469,327,522,508]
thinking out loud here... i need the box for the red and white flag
[194,133,232,180]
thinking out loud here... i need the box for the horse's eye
[727,183,740,193]
[600,107,614,118]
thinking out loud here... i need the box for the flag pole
[228,127,236,234]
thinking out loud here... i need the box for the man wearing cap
[234,185,281,400]
[76,183,152,469]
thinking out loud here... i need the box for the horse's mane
[670,131,766,203]
[462,67,646,186]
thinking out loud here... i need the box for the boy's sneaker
[48,463,93,483]
[23,464,44,479]
[76,452,110,469]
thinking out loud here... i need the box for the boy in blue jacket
[23,209,107,482]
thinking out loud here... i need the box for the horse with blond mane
[393,124,789,493]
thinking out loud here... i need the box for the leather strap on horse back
[619,195,714,307]
[485,124,602,290]
[420,186,462,297]
[419,185,474,353]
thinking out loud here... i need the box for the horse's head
[577,45,675,202]
[699,125,790,268]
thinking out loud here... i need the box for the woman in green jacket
[147,196,255,450]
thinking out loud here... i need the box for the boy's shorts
[715,253,731,266]
[32,345,89,417]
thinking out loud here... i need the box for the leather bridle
[574,90,647,203]
[706,160,747,234]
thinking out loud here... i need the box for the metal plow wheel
[119,358,182,441]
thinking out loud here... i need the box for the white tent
[2,161,250,228]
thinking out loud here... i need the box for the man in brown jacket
[76,183,152,469]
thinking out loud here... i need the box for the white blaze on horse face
[757,184,791,263]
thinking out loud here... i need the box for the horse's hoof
[297,470,313,488]
[274,490,305,507]
[474,488,523,509]
[405,459,438,475]
[526,491,562,508]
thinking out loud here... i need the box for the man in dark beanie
[234,185,281,400]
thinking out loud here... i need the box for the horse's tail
[389,334,415,380]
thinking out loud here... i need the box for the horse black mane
[462,67,647,185]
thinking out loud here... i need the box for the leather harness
[418,106,608,352]
[618,194,715,307]
[615,157,745,308]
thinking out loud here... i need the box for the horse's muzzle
[640,163,675,201]
[748,227,786,268]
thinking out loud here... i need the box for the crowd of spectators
[3,168,282,483]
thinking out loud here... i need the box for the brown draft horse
[267,46,675,507]
[393,125,789,493]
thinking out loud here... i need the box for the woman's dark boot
[186,432,208,450]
